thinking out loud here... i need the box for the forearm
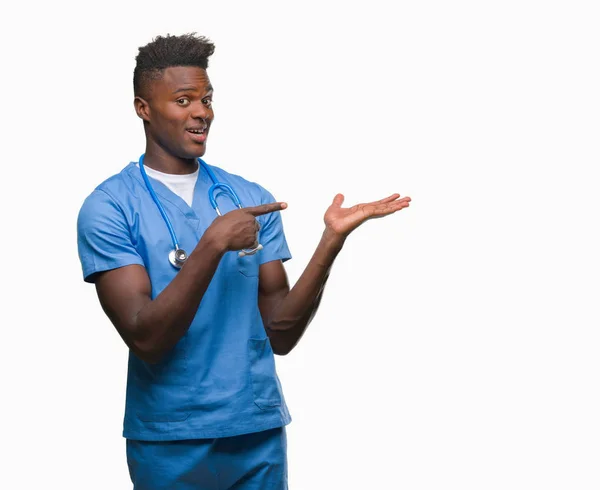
[134,233,225,361]
[266,228,345,354]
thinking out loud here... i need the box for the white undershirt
[138,163,199,207]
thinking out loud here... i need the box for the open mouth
[186,126,208,142]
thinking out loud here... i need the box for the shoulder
[91,163,140,202]
[77,163,139,226]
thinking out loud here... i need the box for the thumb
[332,193,345,207]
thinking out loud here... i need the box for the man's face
[138,66,214,159]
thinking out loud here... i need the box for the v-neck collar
[128,161,211,221]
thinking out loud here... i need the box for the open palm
[324,193,411,237]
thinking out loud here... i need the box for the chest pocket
[237,252,260,277]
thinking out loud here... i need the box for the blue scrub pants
[126,427,288,489]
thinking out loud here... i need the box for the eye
[202,98,213,108]
[176,98,190,107]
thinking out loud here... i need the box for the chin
[181,145,207,159]
[194,143,208,157]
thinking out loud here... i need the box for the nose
[191,100,212,121]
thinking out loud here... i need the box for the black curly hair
[133,33,216,97]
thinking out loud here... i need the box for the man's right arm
[87,200,286,364]
[94,232,224,364]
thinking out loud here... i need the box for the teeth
[188,129,205,134]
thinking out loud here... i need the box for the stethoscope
[138,154,262,269]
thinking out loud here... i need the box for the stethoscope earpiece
[238,243,263,258]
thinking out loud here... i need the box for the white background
[1,1,599,488]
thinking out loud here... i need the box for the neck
[143,142,199,175]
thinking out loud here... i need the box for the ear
[134,96,151,122]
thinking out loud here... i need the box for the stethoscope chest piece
[169,248,188,269]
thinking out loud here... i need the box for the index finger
[245,202,288,217]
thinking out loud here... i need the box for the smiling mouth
[186,126,209,143]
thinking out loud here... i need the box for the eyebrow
[172,85,214,95]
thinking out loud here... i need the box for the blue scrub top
[77,161,292,441]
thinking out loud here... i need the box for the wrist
[322,227,346,251]
[200,228,228,256]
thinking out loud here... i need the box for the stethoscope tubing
[138,154,181,250]
[138,154,262,267]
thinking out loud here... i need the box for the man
[77,33,411,489]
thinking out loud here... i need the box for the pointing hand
[208,202,287,252]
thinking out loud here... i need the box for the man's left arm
[258,192,411,355]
